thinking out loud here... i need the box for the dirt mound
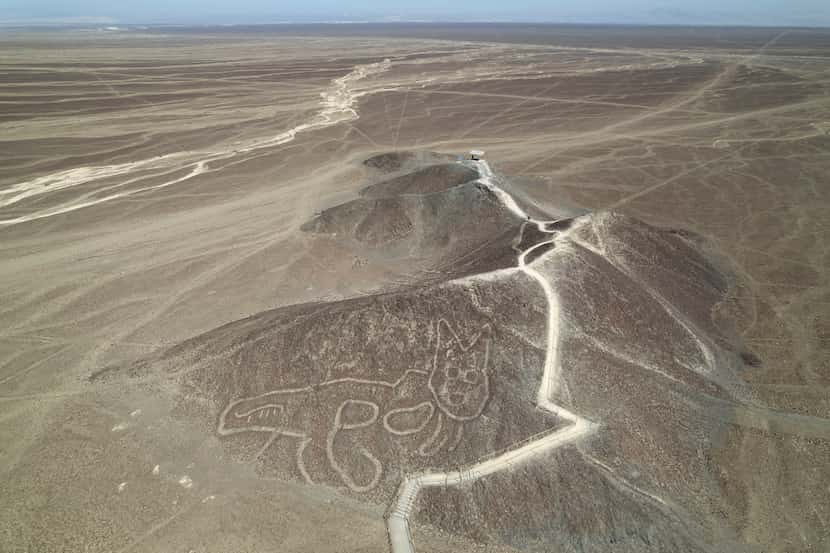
[363,151,456,174]
[360,164,479,198]
[303,183,508,249]
[301,159,531,278]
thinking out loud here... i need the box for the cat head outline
[428,319,492,421]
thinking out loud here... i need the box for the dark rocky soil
[93,154,830,553]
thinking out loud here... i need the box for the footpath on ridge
[385,159,597,553]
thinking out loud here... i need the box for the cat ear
[478,324,492,374]
[477,323,492,339]
[437,320,492,352]
[436,319,455,350]
[471,324,492,350]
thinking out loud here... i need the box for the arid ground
[1,24,829,553]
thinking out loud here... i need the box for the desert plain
[1,23,830,553]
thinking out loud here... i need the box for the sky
[3,0,830,27]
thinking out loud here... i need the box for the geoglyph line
[218,318,494,494]
[385,160,597,553]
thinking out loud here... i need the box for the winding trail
[386,160,597,553]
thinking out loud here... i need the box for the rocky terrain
[3,26,829,553]
[90,153,830,552]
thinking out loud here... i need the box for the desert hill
[87,153,830,552]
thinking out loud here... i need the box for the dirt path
[385,160,596,553]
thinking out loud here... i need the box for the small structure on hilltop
[466,150,486,161]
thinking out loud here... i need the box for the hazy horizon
[3,0,830,28]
